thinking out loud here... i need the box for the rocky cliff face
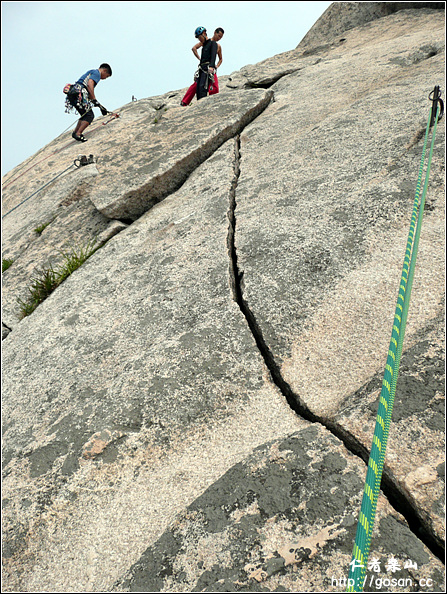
[2,3,445,592]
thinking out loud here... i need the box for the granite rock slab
[86,89,273,221]
[2,140,305,592]
[234,7,445,545]
[1,3,445,592]
[116,425,445,593]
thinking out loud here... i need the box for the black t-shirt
[200,39,218,68]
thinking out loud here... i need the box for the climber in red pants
[181,28,224,106]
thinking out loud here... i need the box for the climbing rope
[2,108,119,192]
[346,89,443,592]
[2,106,120,218]
[2,162,76,220]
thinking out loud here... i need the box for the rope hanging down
[346,88,443,593]
[2,110,119,192]
[2,162,76,220]
[2,154,97,220]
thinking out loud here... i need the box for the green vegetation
[34,221,52,235]
[2,258,14,273]
[17,240,99,319]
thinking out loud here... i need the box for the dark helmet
[195,26,206,38]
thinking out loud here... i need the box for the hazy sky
[1,1,331,176]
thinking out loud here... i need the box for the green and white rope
[346,99,442,592]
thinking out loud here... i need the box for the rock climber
[181,28,224,106]
[64,63,112,142]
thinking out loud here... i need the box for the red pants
[181,74,219,105]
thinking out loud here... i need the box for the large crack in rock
[231,5,445,565]
[227,131,445,563]
[2,5,445,592]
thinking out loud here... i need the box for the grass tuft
[17,240,99,319]
[2,258,14,273]
[34,220,53,235]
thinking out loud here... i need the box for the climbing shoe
[72,132,88,142]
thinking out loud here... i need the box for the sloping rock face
[2,3,445,592]
[116,426,444,593]
[298,2,445,53]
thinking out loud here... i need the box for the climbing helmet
[195,26,206,38]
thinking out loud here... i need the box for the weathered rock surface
[2,3,445,592]
[87,89,273,221]
[236,5,445,556]
[2,139,307,592]
[337,314,445,549]
[298,2,446,53]
[233,5,446,552]
[115,426,444,592]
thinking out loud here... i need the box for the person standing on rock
[181,28,224,106]
[182,27,218,102]
[64,63,112,142]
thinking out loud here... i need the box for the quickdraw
[429,85,444,127]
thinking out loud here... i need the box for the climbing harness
[64,82,92,116]
[194,63,214,91]
[63,82,118,122]
[194,64,209,81]
[346,87,443,592]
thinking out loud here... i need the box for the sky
[1,1,331,176]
